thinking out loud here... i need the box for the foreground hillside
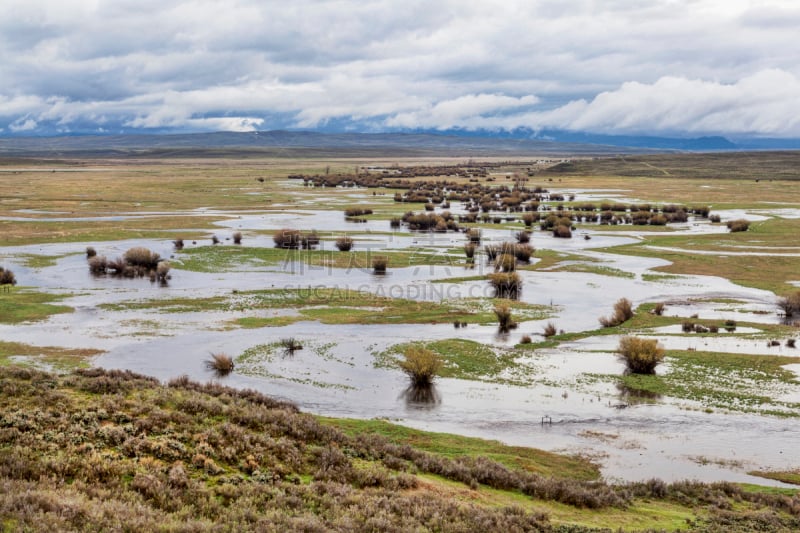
[1,367,798,532]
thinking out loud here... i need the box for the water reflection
[401,383,441,408]
[617,382,663,404]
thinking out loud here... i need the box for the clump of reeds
[494,304,518,332]
[390,217,401,228]
[652,302,666,316]
[156,261,171,283]
[616,336,665,374]
[399,346,442,387]
[542,322,557,337]
[515,231,531,244]
[205,353,235,376]
[787,339,796,348]
[233,232,243,245]
[553,224,572,238]
[86,246,97,258]
[211,235,220,245]
[599,298,634,327]
[372,256,388,274]
[173,238,184,250]
[335,236,354,252]
[520,335,532,344]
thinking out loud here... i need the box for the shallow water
[5,199,800,487]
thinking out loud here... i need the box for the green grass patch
[550,263,635,279]
[0,287,73,324]
[0,340,102,371]
[376,338,544,385]
[175,245,466,273]
[601,350,800,416]
[319,417,599,481]
[103,288,553,326]
[746,470,800,486]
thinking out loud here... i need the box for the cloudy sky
[2,0,800,138]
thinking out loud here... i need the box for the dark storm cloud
[1,0,799,136]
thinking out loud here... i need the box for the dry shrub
[494,304,517,332]
[520,335,532,344]
[515,231,531,243]
[86,246,97,258]
[778,291,800,318]
[553,224,572,238]
[726,219,750,232]
[273,228,301,249]
[399,346,442,387]
[205,353,234,375]
[542,322,557,337]
[335,236,354,252]
[652,302,665,316]
[599,298,634,327]
[156,262,171,283]
[0,267,16,286]
[280,338,303,354]
[463,243,476,259]
[616,336,665,374]
[495,253,516,273]
[372,256,388,274]
[488,272,521,299]
[124,247,161,269]
[233,232,243,245]
[466,228,481,243]
[173,239,184,250]
[514,244,533,263]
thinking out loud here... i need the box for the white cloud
[1,0,800,136]
[9,117,38,132]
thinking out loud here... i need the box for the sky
[2,0,800,138]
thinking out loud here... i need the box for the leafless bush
[599,298,634,327]
[542,322,557,337]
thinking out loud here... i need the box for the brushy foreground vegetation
[2,367,800,531]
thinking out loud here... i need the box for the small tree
[616,336,665,374]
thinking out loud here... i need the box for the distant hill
[0,130,662,158]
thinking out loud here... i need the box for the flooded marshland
[2,161,799,488]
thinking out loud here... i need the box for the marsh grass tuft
[778,291,800,318]
[233,232,243,245]
[542,321,557,337]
